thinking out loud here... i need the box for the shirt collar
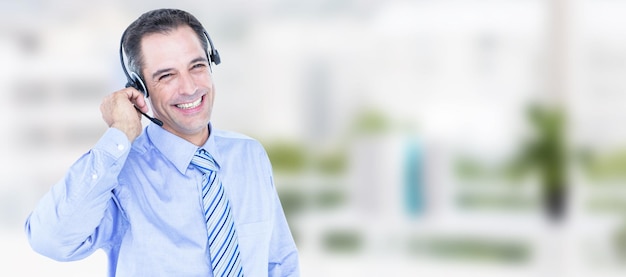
[146,122,222,174]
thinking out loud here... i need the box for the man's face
[140,25,214,144]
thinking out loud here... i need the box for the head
[121,9,219,145]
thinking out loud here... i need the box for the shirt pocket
[237,220,271,239]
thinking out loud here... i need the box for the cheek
[200,75,214,90]
[149,94,170,113]
[203,82,216,102]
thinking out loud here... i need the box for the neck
[188,126,210,147]
[162,124,210,147]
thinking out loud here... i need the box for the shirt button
[92,173,98,180]
[117,144,125,151]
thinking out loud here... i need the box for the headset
[119,29,221,98]
[118,27,221,126]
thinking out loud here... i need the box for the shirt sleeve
[25,128,131,261]
[266,161,300,277]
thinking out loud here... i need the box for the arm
[25,87,145,260]
[25,128,131,261]
[268,177,300,277]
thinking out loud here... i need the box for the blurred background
[2,0,626,276]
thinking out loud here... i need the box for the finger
[122,88,149,113]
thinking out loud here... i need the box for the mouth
[175,97,202,109]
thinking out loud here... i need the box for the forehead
[140,26,206,70]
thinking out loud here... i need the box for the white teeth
[176,98,202,109]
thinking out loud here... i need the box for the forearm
[25,128,131,261]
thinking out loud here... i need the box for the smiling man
[25,9,299,277]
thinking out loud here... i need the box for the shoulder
[213,128,255,141]
[213,129,265,150]
[211,129,271,166]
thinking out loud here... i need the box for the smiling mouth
[176,97,202,109]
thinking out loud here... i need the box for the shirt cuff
[93,128,132,159]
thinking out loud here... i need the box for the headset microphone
[134,105,163,126]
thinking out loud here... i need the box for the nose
[178,71,197,95]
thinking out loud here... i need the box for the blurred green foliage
[455,156,502,181]
[265,141,308,173]
[312,150,347,175]
[579,148,626,182]
[278,188,346,215]
[265,141,348,175]
[264,108,394,175]
[277,189,308,216]
[587,196,626,213]
[507,104,567,192]
[457,192,538,210]
[351,108,392,135]
[322,229,363,253]
[455,104,567,187]
[613,220,626,262]
[409,236,530,264]
[453,104,568,219]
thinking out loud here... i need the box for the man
[25,8,299,277]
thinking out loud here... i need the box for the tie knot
[191,149,219,173]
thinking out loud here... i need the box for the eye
[191,63,207,70]
[158,73,173,81]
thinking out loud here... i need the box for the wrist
[111,122,140,142]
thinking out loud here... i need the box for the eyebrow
[151,68,173,80]
[150,56,209,80]
[190,56,209,65]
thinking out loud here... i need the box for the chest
[115,158,274,231]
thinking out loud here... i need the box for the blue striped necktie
[191,149,244,277]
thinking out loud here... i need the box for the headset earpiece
[127,71,148,97]
[120,30,150,96]
[210,49,221,66]
[204,31,221,66]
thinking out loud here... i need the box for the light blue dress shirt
[25,123,300,277]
